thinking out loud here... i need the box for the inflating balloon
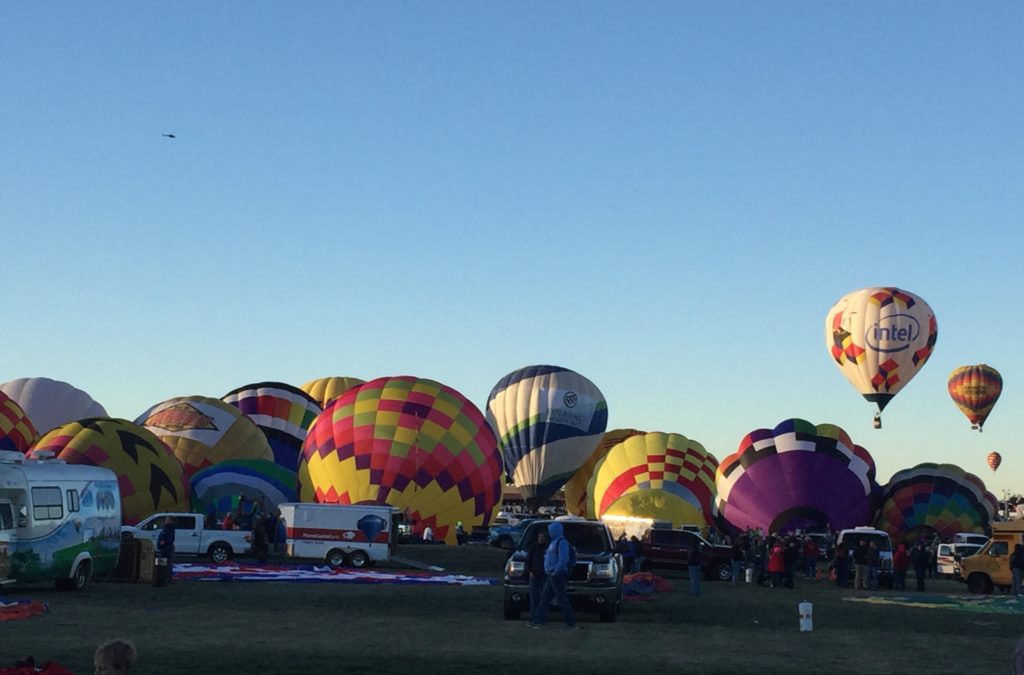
[135,396,273,478]
[299,377,365,409]
[716,419,878,534]
[825,287,937,428]
[875,463,997,543]
[564,429,643,517]
[0,391,38,453]
[32,417,190,525]
[0,377,107,435]
[987,451,1002,473]
[486,365,608,510]
[190,459,297,520]
[948,365,1002,432]
[222,382,321,472]
[302,376,503,545]
[588,431,719,530]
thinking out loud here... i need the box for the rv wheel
[327,549,349,569]
[57,561,92,592]
[349,550,370,568]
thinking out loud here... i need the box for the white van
[0,451,122,590]
[937,542,984,577]
[835,527,894,584]
[952,532,989,547]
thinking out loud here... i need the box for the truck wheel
[497,535,513,550]
[966,572,993,595]
[349,550,370,569]
[327,549,349,569]
[209,543,232,564]
[503,600,521,621]
[712,562,732,582]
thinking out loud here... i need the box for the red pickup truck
[640,528,734,581]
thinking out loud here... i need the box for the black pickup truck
[502,518,623,623]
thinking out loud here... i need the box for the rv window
[67,489,80,513]
[31,487,64,521]
[0,503,13,530]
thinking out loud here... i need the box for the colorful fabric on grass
[0,597,49,621]
[623,572,672,600]
[843,594,1024,615]
[174,562,498,586]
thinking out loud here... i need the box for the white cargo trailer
[277,502,401,569]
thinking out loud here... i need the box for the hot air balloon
[588,431,719,530]
[564,429,643,517]
[0,391,38,453]
[301,376,504,545]
[190,459,298,521]
[948,365,1003,432]
[875,463,997,543]
[299,377,365,409]
[222,382,321,472]
[485,365,608,511]
[987,452,1002,473]
[715,419,878,534]
[135,396,273,478]
[32,417,190,525]
[0,377,107,436]
[825,287,937,428]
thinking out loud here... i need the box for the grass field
[3,545,1021,674]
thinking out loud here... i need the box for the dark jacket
[1010,547,1024,571]
[853,543,869,565]
[686,540,702,566]
[157,523,175,555]
[526,539,548,579]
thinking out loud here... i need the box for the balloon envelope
[299,377,365,409]
[32,417,190,525]
[486,365,608,509]
[190,459,297,520]
[222,382,321,472]
[875,463,997,543]
[301,376,503,545]
[716,419,878,534]
[0,391,38,454]
[825,288,937,422]
[0,377,107,436]
[564,429,643,517]
[948,365,1002,431]
[588,431,719,530]
[986,452,1002,472]
[135,396,273,478]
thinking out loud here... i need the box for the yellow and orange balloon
[948,364,1003,432]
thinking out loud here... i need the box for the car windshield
[519,521,612,555]
[958,544,983,557]
[840,532,892,552]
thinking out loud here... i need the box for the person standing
[834,545,850,588]
[534,522,576,628]
[803,536,818,579]
[526,529,550,628]
[783,538,798,589]
[911,540,929,592]
[422,525,434,543]
[767,543,785,588]
[1011,544,1024,597]
[730,536,746,585]
[687,536,703,597]
[156,516,176,585]
[892,543,910,591]
[252,517,268,564]
[866,541,880,590]
[853,540,869,590]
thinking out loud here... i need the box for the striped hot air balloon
[563,429,643,517]
[987,452,1002,473]
[222,381,321,473]
[948,365,1003,432]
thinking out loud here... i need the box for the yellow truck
[958,521,1024,594]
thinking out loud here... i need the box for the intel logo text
[865,314,920,353]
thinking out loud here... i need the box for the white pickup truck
[122,512,252,563]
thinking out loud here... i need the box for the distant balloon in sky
[0,391,38,454]
[715,418,878,534]
[486,365,608,511]
[32,417,190,525]
[0,377,107,436]
[564,428,643,517]
[588,431,719,531]
[875,463,997,543]
[948,364,1002,432]
[299,377,365,409]
[825,287,938,428]
[987,451,1002,473]
[135,396,274,478]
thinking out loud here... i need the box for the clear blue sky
[3,3,1021,495]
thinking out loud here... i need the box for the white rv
[277,503,401,568]
[0,451,122,590]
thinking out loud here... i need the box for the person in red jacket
[768,543,786,588]
[892,543,910,591]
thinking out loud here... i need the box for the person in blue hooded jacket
[530,521,577,629]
